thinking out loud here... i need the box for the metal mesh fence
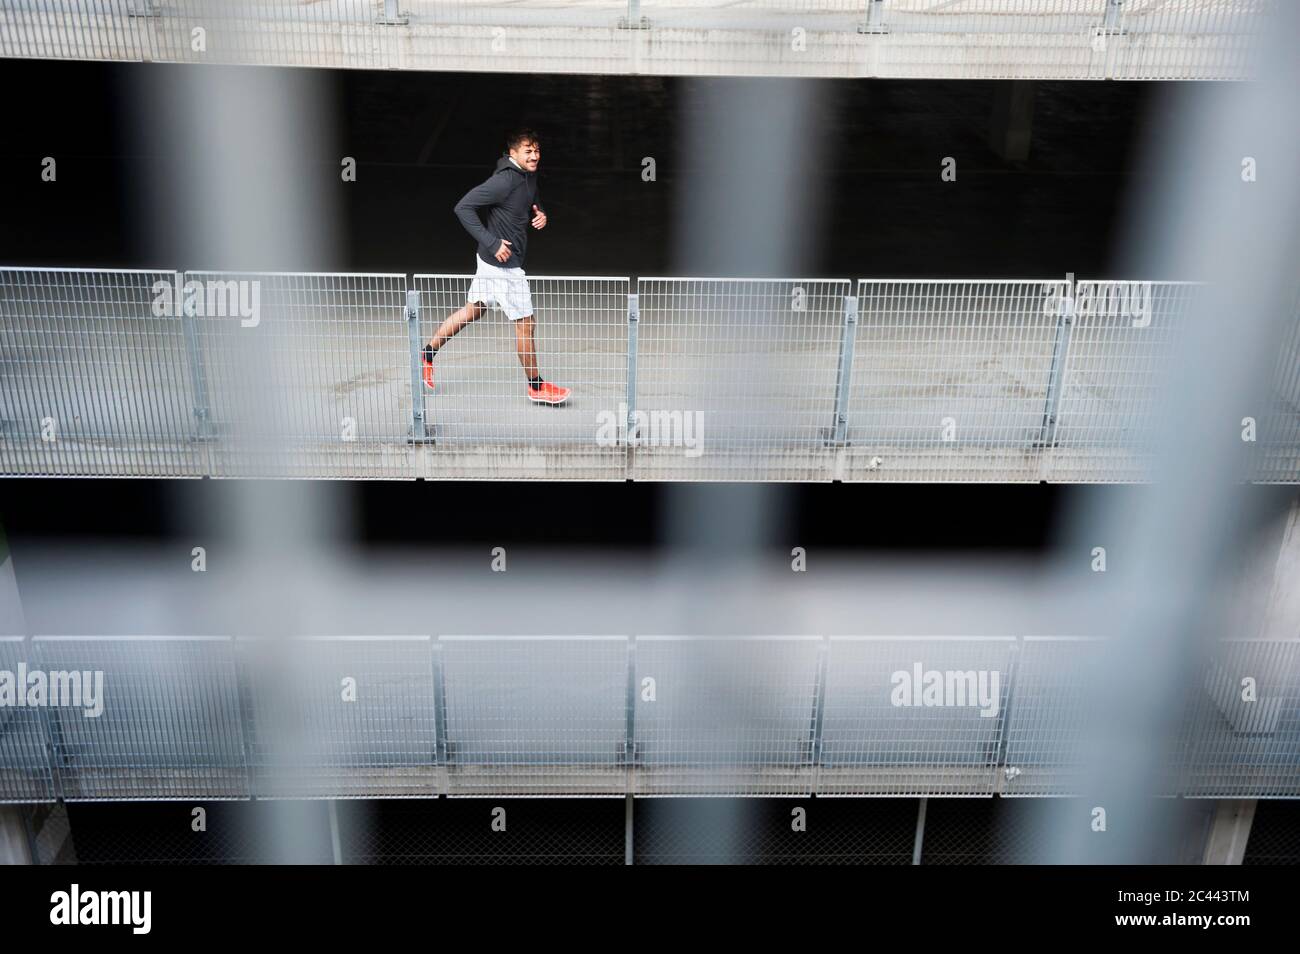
[187,272,411,479]
[0,636,56,802]
[412,275,629,480]
[818,637,1014,796]
[1243,798,1300,865]
[632,636,823,795]
[237,636,439,798]
[0,1,1272,80]
[1000,636,1103,797]
[340,797,625,864]
[35,636,247,800]
[633,796,917,864]
[438,636,629,796]
[1177,640,1300,798]
[632,280,848,481]
[0,267,202,477]
[844,280,1062,482]
[918,795,1213,864]
[3,270,1297,482]
[1046,281,1200,483]
[4,632,1299,801]
[64,799,334,864]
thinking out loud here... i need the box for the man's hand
[495,239,513,263]
[531,204,547,230]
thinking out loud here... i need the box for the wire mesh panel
[187,272,412,478]
[633,636,823,795]
[1176,640,1300,798]
[631,279,848,481]
[412,275,629,479]
[1046,281,1200,482]
[438,636,628,796]
[870,0,1112,80]
[34,636,247,800]
[1110,0,1273,81]
[1252,299,1299,483]
[1000,636,1104,797]
[844,280,1061,481]
[238,636,440,798]
[1,1,1272,80]
[818,637,1014,797]
[0,0,146,62]
[0,636,56,802]
[0,268,202,477]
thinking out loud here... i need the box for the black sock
[529,376,544,388]
[423,344,436,362]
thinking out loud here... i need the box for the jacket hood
[496,155,532,177]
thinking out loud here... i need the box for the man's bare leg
[428,301,485,351]
[514,314,541,380]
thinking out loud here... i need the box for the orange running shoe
[527,380,571,405]
[422,352,436,391]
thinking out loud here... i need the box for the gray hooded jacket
[453,156,545,270]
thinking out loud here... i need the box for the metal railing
[0,1,1275,80]
[4,267,1296,483]
[2,634,1296,802]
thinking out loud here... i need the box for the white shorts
[467,255,534,322]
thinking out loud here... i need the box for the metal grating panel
[185,271,411,479]
[844,280,1060,482]
[0,1,1271,80]
[412,275,629,479]
[439,636,628,796]
[818,636,1014,796]
[238,636,439,798]
[1046,281,1200,482]
[1177,640,1300,798]
[0,636,56,802]
[633,636,823,796]
[1000,636,1103,797]
[0,267,201,477]
[35,636,246,800]
[631,279,848,481]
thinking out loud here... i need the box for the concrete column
[1202,799,1256,864]
[989,81,1036,162]
[0,806,35,865]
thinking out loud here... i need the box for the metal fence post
[619,0,648,29]
[406,288,434,443]
[624,636,637,795]
[432,639,448,767]
[810,636,829,794]
[829,294,858,445]
[31,639,65,802]
[1037,275,1075,448]
[179,273,214,444]
[376,0,409,25]
[859,0,889,34]
[625,293,639,446]
[624,635,637,863]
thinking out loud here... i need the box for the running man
[422,128,572,405]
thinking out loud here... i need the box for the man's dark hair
[505,128,541,154]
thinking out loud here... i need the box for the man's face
[510,139,540,172]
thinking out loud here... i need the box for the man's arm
[453,173,511,249]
